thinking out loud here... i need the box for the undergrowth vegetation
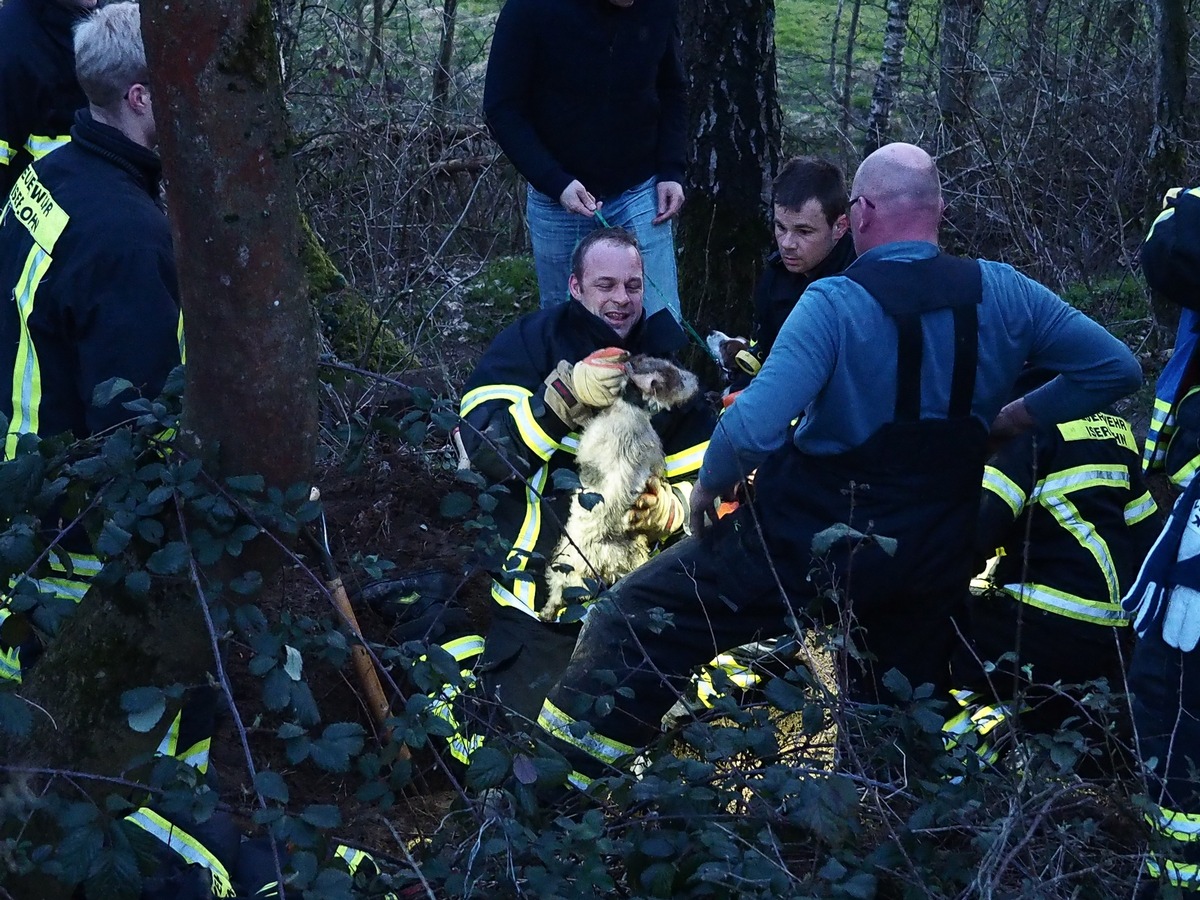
[2,0,1198,896]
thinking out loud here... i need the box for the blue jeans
[525,177,680,317]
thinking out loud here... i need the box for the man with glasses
[531,142,1142,790]
[0,0,97,199]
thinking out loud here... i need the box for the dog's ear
[628,369,662,397]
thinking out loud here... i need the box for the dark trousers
[542,519,961,773]
[1129,619,1200,890]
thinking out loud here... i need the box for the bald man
[530,143,1141,790]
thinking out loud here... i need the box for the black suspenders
[841,253,982,422]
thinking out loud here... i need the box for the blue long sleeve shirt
[700,241,1143,492]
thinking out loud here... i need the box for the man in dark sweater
[0,0,94,199]
[483,0,687,315]
[722,156,857,392]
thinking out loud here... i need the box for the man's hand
[988,398,1036,450]
[560,179,600,216]
[573,347,629,407]
[542,348,629,427]
[688,480,720,535]
[628,474,686,538]
[653,180,685,225]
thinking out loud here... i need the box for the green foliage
[460,254,541,337]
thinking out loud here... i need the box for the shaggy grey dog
[542,355,699,621]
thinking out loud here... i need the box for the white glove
[1123,490,1200,650]
[1164,502,1200,651]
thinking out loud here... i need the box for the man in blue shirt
[532,142,1143,788]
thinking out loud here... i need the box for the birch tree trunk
[863,0,913,155]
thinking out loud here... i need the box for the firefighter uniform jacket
[0,110,181,456]
[0,0,89,199]
[458,300,714,620]
[729,234,857,391]
[977,413,1160,628]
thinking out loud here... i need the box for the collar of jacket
[564,298,687,356]
[70,109,164,201]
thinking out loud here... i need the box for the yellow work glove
[542,347,629,427]
[628,475,689,538]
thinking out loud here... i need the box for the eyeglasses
[848,195,875,210]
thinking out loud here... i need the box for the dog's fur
[542,355,699,621]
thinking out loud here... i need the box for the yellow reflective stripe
[1150,806,1200,841]
[0,608,21,682]
[177,310,186,364]
[1174,454,1200,490]
[1145,397,1176,472]
[460,384,532,417]
[125,808,235,897]
[982,465,1026,517]
[510,395,572,459]
[1056,414,1137,452]
[695,653,761,706]
[567,770,593,790]
[1032,465,1126,604]
[152,711,211,773]
[334,845,369,873]
[490,579,540,615]
[176,738,211,773]
[441,634,485,662]
[1147,856,1200,888]
[494,466,548,613]
[6,245,51,457]
[1125,491,1158,526]
[48,552,102,578]
[1032,464,1129,498]
[664,440,708,478]
[1002,583,1130,625]
[24,134,69,160]
[0,139,12,165]
[16,575,88,603]
[156,710,181,758]
[538,698,634,765]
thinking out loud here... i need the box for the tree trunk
[144,0,317,489]
[678,0,781,347]
[863,0,913,155]
[1,7,316,893]
[433,0,459,112]
[1145,0,1188,219]
[937,0,985,174]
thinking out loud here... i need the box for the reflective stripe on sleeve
[0,140,12,165]
[1150,806,1200,843]
[537,698,634,767]
[24,134,69,160]
[1144,397,1175,473]
[982,465,1026,517]
[1002,583,1130,625]
[1125,491,1158,526]
[664,441,708,478]
[124,808,236,897]
[460,384,532,416]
